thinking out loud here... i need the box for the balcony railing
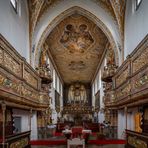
[0,34,50,109]
[108,35,148,107]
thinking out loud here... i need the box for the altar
[62,127,92,144]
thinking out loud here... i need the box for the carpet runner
[30,139,126,146]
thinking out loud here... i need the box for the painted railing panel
[0,34,49,109]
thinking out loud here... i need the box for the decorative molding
[116,66,129,87]
[116,82,131,99]
[24,68,38,89]
[132,44,148,74]
[134,74,148,89]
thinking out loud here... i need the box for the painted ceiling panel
[45,14,108,83]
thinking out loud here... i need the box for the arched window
[10,0,18,13]
[135,0,142,10]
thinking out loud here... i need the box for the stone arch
[32,4,122,68]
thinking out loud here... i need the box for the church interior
[0,0,148,147]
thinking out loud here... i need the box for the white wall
[127,107,138,131]
[124,0,148,59]
[31,111,38,140]
[118,109,126,139]
[118,107,139,139]
[12,109,38,140]
[0,0,30,62]
[92,58,105,123]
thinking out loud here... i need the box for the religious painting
[60,24,94,54]
[68,61,86,71]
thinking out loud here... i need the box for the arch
[32,1,122,67]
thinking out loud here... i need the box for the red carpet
[88,139,126,145]
[30,140,66,145]
[30,139,126,146]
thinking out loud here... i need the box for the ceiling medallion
[60,24,94,54]
[68,61,86,71]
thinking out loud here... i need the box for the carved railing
[107,35,148,107]
[0,131,31,148]
[125,130,148,148]
[0,34,50,109]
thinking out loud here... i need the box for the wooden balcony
[0,34,50,110]
[125,130,148,148]
[107,35,148,108]
[0,131,31,148]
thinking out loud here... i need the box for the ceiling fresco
[45,14,108,83]
[28,0,126,48]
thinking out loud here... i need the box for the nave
[0,0,148,148]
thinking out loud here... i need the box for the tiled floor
[32,144,125,148]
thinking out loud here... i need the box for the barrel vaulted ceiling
[45,14,108,83]
[28,0,126,83]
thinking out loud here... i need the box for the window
[135,0,142,10]
[10,0,18,13]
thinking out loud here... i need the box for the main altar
[60,83,94,126]
[56,83,100,133]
